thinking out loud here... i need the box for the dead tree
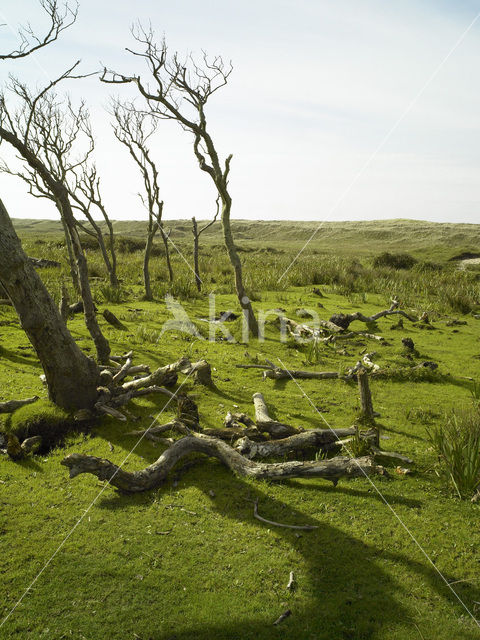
[0,73,111,363]
[101,30,259,335]
[112,102,168,300]
[69,162,119,289]
[158,223,174,283]
[0,0,78,61]
[192,196,220,291]
[0,200,100,408]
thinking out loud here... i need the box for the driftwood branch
[235,427,357,459]
[61,431,385,492]
[252,392,301,438]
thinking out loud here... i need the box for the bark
[61,432,385,492]
[159,224,174,283]
[0,125,111,363]
[103,308,127,330]
[0,199,100,409]
[143,230,154,301]
[235,427,357,459]
[61,216,80,293]
[329,300,416,331]
[59,285,70,322]
[192,217,201,291]
[252,392,301,438]
[120,357,190,392]
[221,194,259,337]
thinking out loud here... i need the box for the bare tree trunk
[77,217,117,287]
[143,230,154,300]
[61,216,80,293]
[192,217,201,292]
[56,193,111,364]
[0,125,111,364]
[0,199,100,409]
[159,224,174,283]
[222,197,258,336]
[104,216,119,288]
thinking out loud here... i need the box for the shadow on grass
[0,346,42,369]
[94,461,479,640]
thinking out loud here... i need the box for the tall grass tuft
[428,407,480,499]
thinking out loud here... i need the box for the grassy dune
[1,220,480,639]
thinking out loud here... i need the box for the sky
[0,0,480,223]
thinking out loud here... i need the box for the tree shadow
[94,462,479,640]
[0,346,42,369]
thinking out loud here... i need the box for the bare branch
[0,1,79,60]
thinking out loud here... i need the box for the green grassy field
[1,219,480,639]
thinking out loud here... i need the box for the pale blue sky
[1,0,480,222]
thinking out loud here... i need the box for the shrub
[98,284,126,303]
[372,252,417,270]
[427,407,480,499]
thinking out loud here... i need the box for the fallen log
[121,357,190,392]
[203,427,267,442]
[252,392,301,438]
[0,395,39,414]
[181,359,212,386]
[111,351,134,384]
[263,367,339,381]
[29,256,61,268]
[329,299,416,331]
[61,432,386,492]
[235,427,357,459]
[103,308,127,330]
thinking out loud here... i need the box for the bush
[427,407,480,499]
[372,252,417,270]
[98,284,126,303]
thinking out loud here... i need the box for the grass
[428,407,480,499]
[1,220,480,638]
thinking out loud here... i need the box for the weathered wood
[103,308,127,330]
[0,395,39,414]
[203,427,267,442]
[235,427,357,459]
[0,199,100,410]
[121,357,190,392]
[263,367,339,381]
[61,432,385,492]
[29,256,61,268]
[111,351,133,384]
[329,300,416,331]
[252,392,301,438]
[357,370,375,422]
[59,284,70,322]
[371,446,413,467]
[183,359,212,385]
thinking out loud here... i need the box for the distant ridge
[12,218,480,260]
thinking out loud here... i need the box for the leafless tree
[0,0,78,60]
[0,67,111,363]
[101,29,259,336]
[0,0,102,408]
[68,156,119,289]
[192,196,220,292]
[112,101,172,299]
